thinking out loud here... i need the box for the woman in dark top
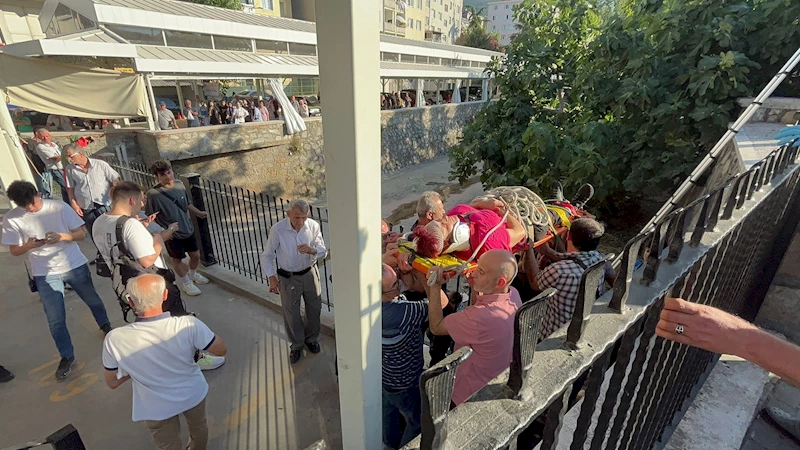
[208,101,222,125]
[242,100,253,123]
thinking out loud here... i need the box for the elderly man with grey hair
[415,191,446,228]
[103,273,227,450]
[261,199,328,364]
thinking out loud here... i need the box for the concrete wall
[74,101,484,198]
[756,223,800,345]
[737,97,800,124]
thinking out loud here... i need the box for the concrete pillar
[482,78,489,101]
[315,0,382,448]
[144,74,158,131]
[415,78,424,107]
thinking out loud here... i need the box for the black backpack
[108,216,161,322]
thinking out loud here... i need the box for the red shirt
[447,204,512,260]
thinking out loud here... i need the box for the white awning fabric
[0,53,149,119]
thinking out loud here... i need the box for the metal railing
[105,158,335,309]
[406,141,800,450]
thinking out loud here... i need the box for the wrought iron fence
[105,158,334,309]
[406,141,800,450]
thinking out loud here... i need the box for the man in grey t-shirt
[146,160,209,296]
[157,103,178,130]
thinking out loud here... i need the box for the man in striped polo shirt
[381,263,448,449]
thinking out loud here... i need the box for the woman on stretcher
[410,183,593,258]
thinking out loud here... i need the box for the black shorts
[165,235,199,259]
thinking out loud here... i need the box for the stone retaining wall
[737,97,800,124]
[29,101,485,198]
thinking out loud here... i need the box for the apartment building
[486,0,520,46]
[425,0,464,44]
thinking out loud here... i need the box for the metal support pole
[144,74,158,131]
[316,0,383,448]
[181,172,218,267]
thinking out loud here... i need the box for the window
[429,57,440,64]
[288,43,316,56]
[492,15,495,20]
[505,4,510,8]
[382,52,399,61]
[438,11,442,19]
[241,0,254,4]
[417,22,422,30]
[494,5,498,9]
[427,0,430,6]
[444,4,448,11]
[256,39,288,53]
[45,4,96,37]
[506,15,509,19]
[408,18,414,28]
[440,58,451,65]
[444,19,448,26]
[417,56,428,64]
[213,35,253,52]
[261,0,274,10]
[401,54,415,63]
[106,25,164,46]
[418,0,422,7]
[492,25,496,30]
[165,30,212,49]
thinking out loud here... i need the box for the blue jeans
[34,264,110,359]
[41,169,70,204]
[383,384,422,449]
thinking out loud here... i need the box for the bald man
[381,264,447,448]
[421,249,522,405]
[103,274,227,450]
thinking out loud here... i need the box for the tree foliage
[450,0,800,210]
[456,5,500,51]
[178,0,243,9]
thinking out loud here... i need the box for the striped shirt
[65,158,120,210]
[382,294,428,390]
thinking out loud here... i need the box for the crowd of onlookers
[157,95,311,130]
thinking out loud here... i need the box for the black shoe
[571,183,595,209]
[290,350,303,364]
[550,181,565,202]
[100,323,113,336]
[55,357,75,381]
[0,365,14,383]
[306,342,321,354]
[89,259,96,266]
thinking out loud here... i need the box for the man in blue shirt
[381,263,448,449]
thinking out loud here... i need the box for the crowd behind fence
[106,157,335,310]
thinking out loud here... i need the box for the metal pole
[316,0,383,447]
[644,46,800,230]
[144,74,158,131]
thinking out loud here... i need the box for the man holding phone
[1,181,112,381]
[261,199,327,364]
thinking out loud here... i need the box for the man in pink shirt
[421,249,522,405]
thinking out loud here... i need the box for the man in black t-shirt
[146,160,210,297]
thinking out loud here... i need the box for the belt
[277,267,312,278]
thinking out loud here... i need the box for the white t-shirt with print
[92,214,167,271]
[103,314,215,421]
[1,200,88,276]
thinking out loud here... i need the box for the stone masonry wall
[35,102,485,199]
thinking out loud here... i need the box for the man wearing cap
[156,103,178,130]
[64,143,120,263]
[524,218,615,338]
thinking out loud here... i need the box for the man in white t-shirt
[1,181,112,381]
[33,127,70,204]
[103,273,227,450]
[93,181,224,370]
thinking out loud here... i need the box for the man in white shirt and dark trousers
[103,273,228,450]
[93,181,224,370]
[1,181,112,381]
[33,127,70,204]
[262,199,327,364]
[64,143,120,263]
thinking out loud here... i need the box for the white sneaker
[197,352,225,371]
[190,272,209,285]
[180,281,202,296]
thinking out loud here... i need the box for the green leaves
[449,0,800,211]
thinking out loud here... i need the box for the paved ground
[0,223,342,450]
[736,122,787,168]
[740,379,800,450]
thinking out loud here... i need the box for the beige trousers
[145,397,208,450]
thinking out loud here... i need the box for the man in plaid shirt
[525,218,616,338]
